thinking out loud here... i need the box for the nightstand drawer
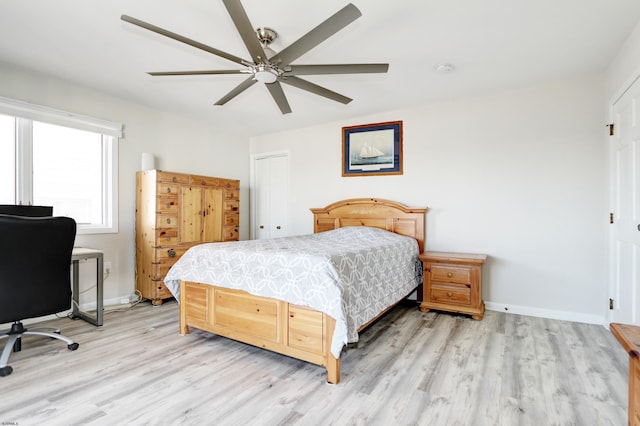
[430,284,471,305]
[419,251,487,320]
[429,265,471,285]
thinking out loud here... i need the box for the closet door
[610,76,640,325]
[254,154,288,240]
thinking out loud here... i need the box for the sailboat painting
[342,121,403,176]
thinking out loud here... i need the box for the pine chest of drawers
[419,251,487,320]
[135,170,240,305]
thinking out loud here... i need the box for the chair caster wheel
[0,366,13,376]
[68,343,79,351]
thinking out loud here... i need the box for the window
[0,97,122,234]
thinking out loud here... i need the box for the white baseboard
[485,301,606,326]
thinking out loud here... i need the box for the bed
[164,198,426,384]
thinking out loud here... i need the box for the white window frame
[0,96,122,234]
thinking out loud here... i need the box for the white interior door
[253,153,289,240]
[610,76,640,325]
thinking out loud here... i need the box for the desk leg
[70,255,104,327]
[96,254,104,326]
[72,260,80,317]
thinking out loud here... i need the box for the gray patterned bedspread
[164,226,421,358]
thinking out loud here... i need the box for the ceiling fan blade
[271,3,362,66]
[121,14,247,66]
[265,82,292,114]
[214,76,257,105]
[281,76,352,104]
[286,64,389,75]
[222,0,268,63]
[148,70,245,76]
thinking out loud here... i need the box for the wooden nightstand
[419,251,487,320]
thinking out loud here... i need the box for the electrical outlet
[104,261,112,275]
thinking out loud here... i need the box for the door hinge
[607,123,615,136]
[609,298,614,310]
[610,212,614,224]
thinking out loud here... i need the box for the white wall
[0,61,250,309]
[250,75,608,323]
[606,20,640,100]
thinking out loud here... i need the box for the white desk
[71,247,103,326]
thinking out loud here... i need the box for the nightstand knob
[447,272,453,278]
[447,292,453,297]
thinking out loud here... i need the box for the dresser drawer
[430,284,471,306]
[156,195,178,214]
[151,247,188,279]
[157,172,189,185]
[154,229,179,245]
[150,279,173,299]
[224,200,239,212]
[193,175,222,187]
[155,246,188,261]
[223,227,239,241]
[156,213,178,229]
[224,213,239,226]
[429,264,471,285]
[224,188,239,199]
[158,183,180,195]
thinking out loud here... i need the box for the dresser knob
[447,292,452,297]
[447,272,453,278]
[168,249,176,258]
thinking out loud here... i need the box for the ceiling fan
[121,0,388,114]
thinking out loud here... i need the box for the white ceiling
[1,0,640,137]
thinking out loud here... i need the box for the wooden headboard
[310,198,427,252]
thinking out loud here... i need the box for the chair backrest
[0,205,53,217]
[0,215,76,323]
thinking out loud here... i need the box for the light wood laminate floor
[0,300,630,425]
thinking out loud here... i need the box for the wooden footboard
[179,280,341,384]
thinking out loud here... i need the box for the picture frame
[342,120,403,177]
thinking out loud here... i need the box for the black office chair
[0,214,79,377]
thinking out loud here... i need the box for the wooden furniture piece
[419,251,487,320]
[179,198,426,384]
[610,323,640,426]
[136,170,239,305]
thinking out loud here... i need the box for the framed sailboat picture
[342,121,403,176]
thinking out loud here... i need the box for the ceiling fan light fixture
[254,65,278,83]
